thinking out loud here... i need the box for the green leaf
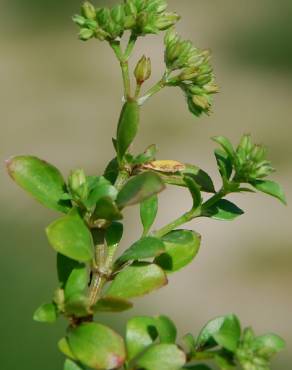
[213,315,241,352]
[46,208,93,262]
[155,315,177,344]
[104,157,119,184]
[64,264,88,300]
[64,359,83,370]
[33,303,57,323]
[182,165,215,193]
[212,136,236,160]
[57,254,82,288]
[58,337,76,360]
[117,237,165,264]
[204,199,244,221]
[184,175,202,208]
[85,176,118,209]
[93,197,123,221]
[252,334,285,357]
[126,316,158,360]
[135,343,186,370]
[116,101,140,161]
[6,155,71,213]
[132,144,157,165]
[105,222,123,248]
[155,230,201,273]
[116,172,165,209]
[105,262,167,299]
[65,294,90,318]
[182,333,196,353]
[196,314,241,352]
[140,195,158,236]
[93,297,133,312]
[158,164,215,194]
[251,180,286,205]
[215,148,233,181]
[68,322,126,370]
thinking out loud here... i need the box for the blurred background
[0,0,291,369]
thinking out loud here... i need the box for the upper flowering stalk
[164,29,218,117]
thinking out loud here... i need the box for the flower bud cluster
[124,0,180,35]
[234,135,274,182]
[73,0,179,41]
[164,29,218,116]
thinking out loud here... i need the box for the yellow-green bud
[192,95,210,110]
[68,169,88,200]
[81,1,96,20]
[134,56,152,84]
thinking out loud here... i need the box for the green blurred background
[1,0,291,369]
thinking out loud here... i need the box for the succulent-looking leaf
[134,343,186,370]
[212,136,236,160]
[215,148,233,181]
[105,222,123,248]
[68,322,126,370]
[140,195,158,236]
[33,303,58,324]
[155,230,201,273]
[196,314,241,352]
[104,157,119,184]
[204,199,244,221]
[252,334,285,357]
[126,316,158,360]
[116,172,165,208]
[58,337,76,360]
[64,359,83,370]
[116,101,140,161]
[85,176,118,209]
[117,236,165,264]
[65,294,91,317]
[64,264,88,300]
[93,197,123,221]
[57,254,82,288]
[93,297,133,312]
[6,155,71,213]
[251,180,286,205]
[143,160,186,173]
[156,164,215,193]
[105,262,167,299]
[46,208,93,262]
[155,315,177,344]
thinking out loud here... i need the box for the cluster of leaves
[7,1,286,370]
[73,0,179,41]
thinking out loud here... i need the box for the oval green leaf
[117,237,165,264]
[64,359,83,370]
[64,264,88,300]
[203,199,244,221]
[46,208,93,262]
[155,230,201,273]
[140,195,158,236]
[251,180,286,205]
[93,297,133,312]
[68,322,126,370]
[196,314,241,352]
[116,172,165,209]
[155,315,177,344]
[116,101,140,161]
[135,343,186,370]
[105,262,167,299]
[33,303,58,324]
[58,337,76,360]
[126,316,158,360]
[6,155,71,213]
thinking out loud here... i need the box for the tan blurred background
[0,0,291,369]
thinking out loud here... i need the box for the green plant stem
[138,78,166,105]
[154,207,201,238]
[125,33,137,59]
[202,188,227,210]
[115,169,130,191]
